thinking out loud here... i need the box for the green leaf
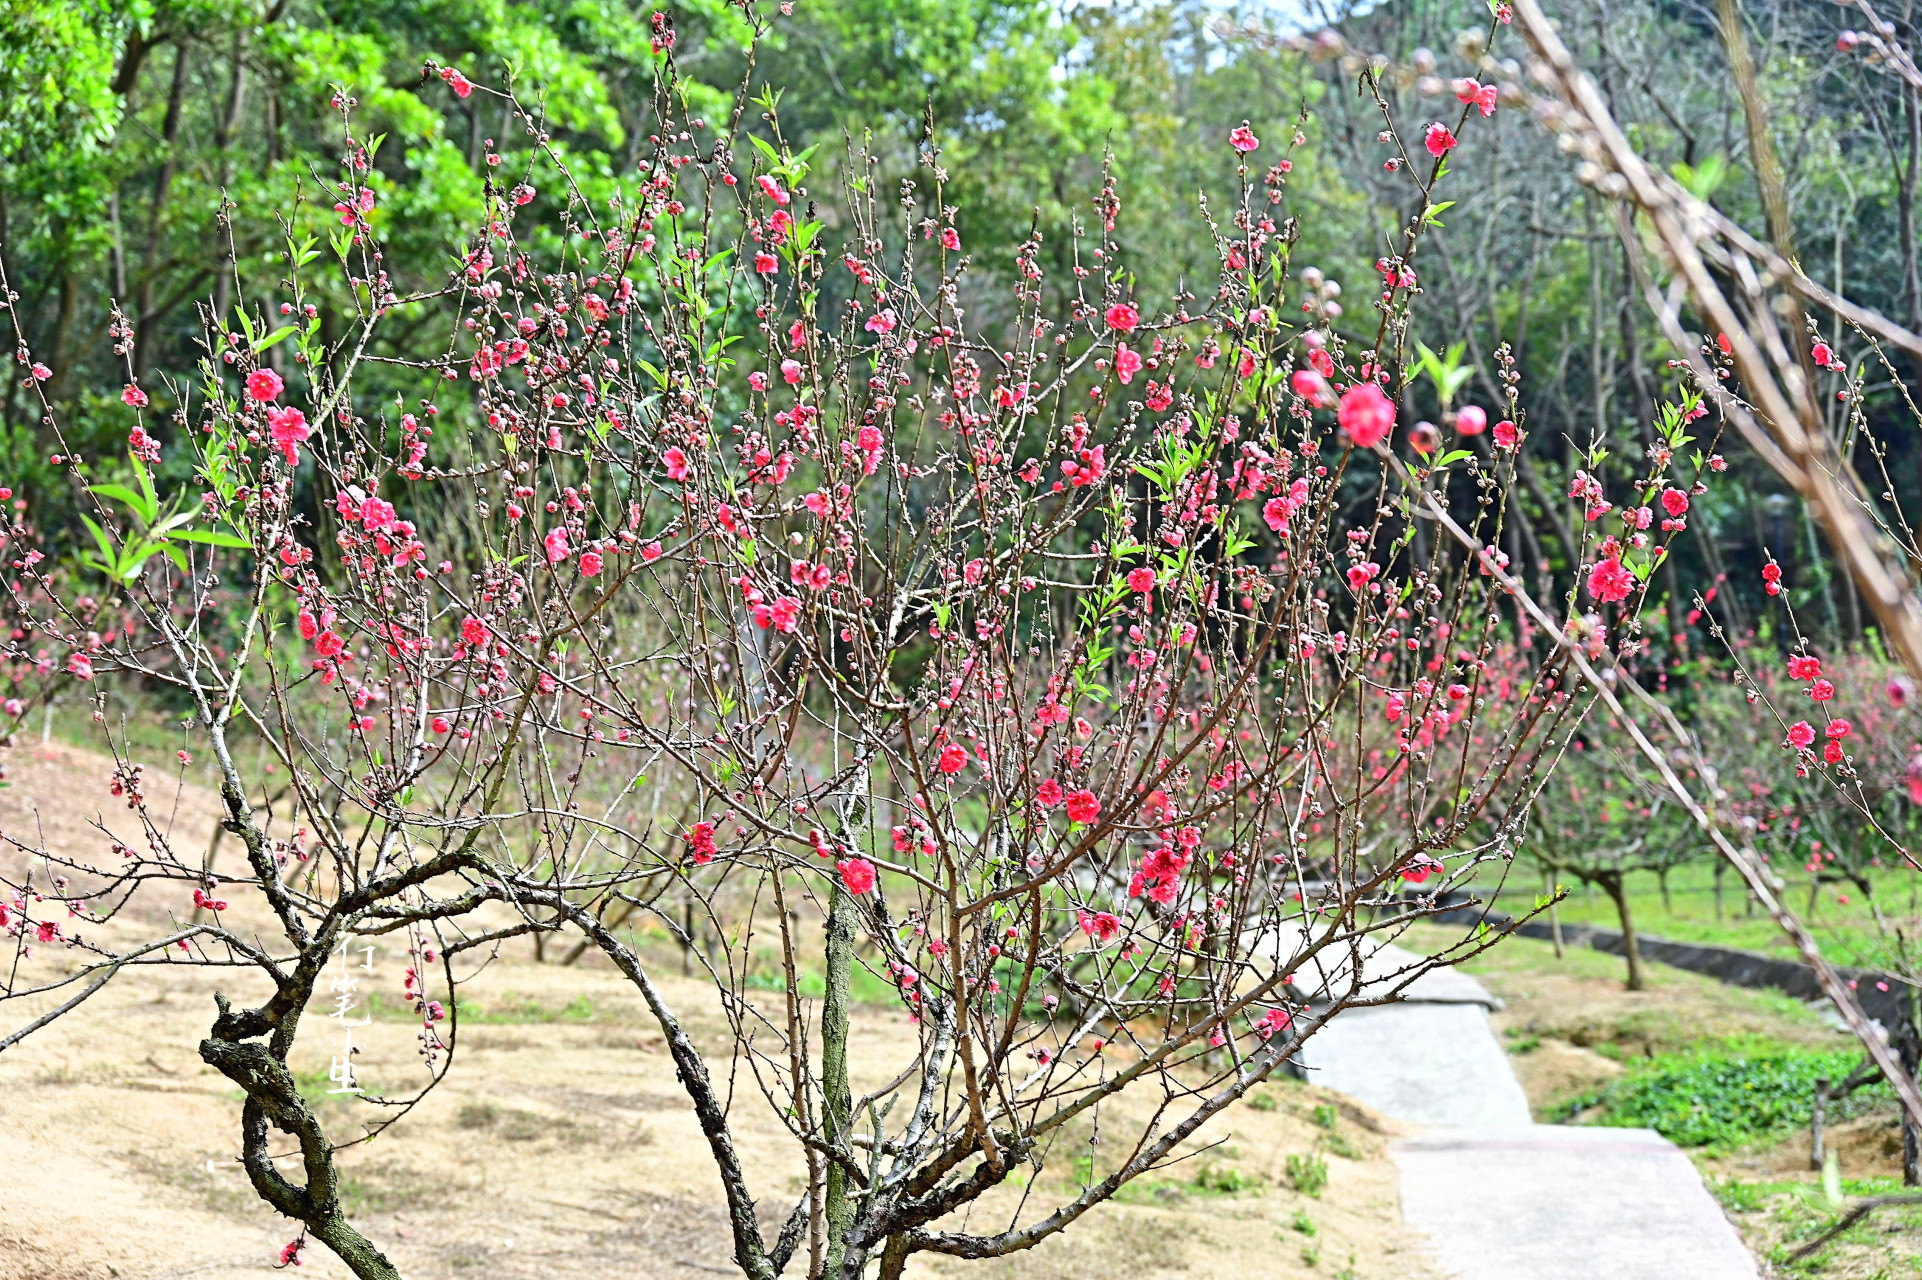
[86,482,147,516]
[77,512,119,573]
[1413,340,1476,407]
[1670,154,1729,201]
[252,325,296,354]
[151,508,198,535]
[162,528,251,548]
[134,456,159,520]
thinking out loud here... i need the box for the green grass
[1553,1048,1890,1151]
[1711,1175,1922,1273]
[740,963,902,1004]
[37,695,266,784]
[292,1062,378,1110]
[447,992,598,1024]
[1467,859,1922,964]
[1075,1152,1265,1205]
[1403,927,1839,1060]
[1285,1152,1328,1197]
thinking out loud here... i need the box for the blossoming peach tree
[0,10,1697,1277]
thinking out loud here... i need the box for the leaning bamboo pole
[1508,0,1922,1131]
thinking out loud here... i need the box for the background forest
[3,0,1906,622]
[6,0,1915,647]
[11,0,1922,961]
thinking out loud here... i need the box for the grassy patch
[124,1150,260,1216]
[1461,859,1922,963]
[453,1098,577,1142]
[452,992,598,1024]
[1404,926,1839,1060]
[740,964,900,1003]
[1286,1152,1328,1197]
[1712,1176,1922,1274]
[1554,1049,1889,1151]
[361,988,605,1025]
[1189,1162,1262,1194]
[290,1062,386,1120]
[1085,1152,1264,1205]
[332,1163,443,1216]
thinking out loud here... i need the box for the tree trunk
[135,41,191,380]
[1904,995,1922,1187]
[1811,1076,1829,1171]
[1514,447,1580,582]
[200,1011,404,1280]
[44,266,77,409]
[109,190,128,299]
[1599,872,1644,991]
[876,1233,912,1280]
[1908,82,1922,330]
[0,186,22,432]
[1585,195,1613,440]
[211,31,250,326]
[821,880,856,1275]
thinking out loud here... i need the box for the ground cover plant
[1554,1048,1893,1151]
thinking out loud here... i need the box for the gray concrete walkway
[1397,1128,1761,1280]
[1295,942,1759,1280]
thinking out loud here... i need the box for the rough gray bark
[199,1020,402,1280]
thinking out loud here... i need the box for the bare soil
[0,744,1443,1279]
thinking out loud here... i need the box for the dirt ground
[0,743,1445,1280]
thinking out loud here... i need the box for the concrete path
[1397,1128,1761,1280]
[1295,942,1759,1280]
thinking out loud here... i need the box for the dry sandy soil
[0,743,1444,1280]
